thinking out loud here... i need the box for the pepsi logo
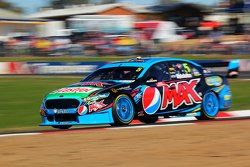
[142,87,161,115]
[78,105,88,115]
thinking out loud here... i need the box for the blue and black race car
[40,57,232,129]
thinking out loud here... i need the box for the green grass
[229,79,250,111]
[0,77,249,133]
[1,54,250,62]
[0,77,81,132]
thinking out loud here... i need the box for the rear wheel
[196,91,219,120]
[52,125,72,129]
[112,94,135,126]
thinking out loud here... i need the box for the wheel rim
[116,96,134,122]
[203,92,219,117]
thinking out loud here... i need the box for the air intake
[45,99,80,109]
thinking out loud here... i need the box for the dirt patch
[0,120,249,167]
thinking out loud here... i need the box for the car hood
[45,81,125,100]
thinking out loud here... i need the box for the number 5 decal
[183,63,191,73]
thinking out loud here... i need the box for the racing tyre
[196,91,219,120]
[112,94,135,126]
[138,116,158,124]
[52,125,72,129]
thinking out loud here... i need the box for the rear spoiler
[193,60,240,78]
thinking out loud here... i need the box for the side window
[169,62,193,79]
[191,65,202,77]
[146,63,170,82]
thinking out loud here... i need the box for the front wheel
[196,91,219,120]
[112,94,135,126]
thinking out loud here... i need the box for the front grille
[55,114,78,122]
[45,99,80,109]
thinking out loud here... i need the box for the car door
[142,61,204,116]
[160,61,203,114]
[141,62,171,115]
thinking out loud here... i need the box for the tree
[50,0,118,9]
[158,0,179,5]
[0,0,23,13]
[100,0,116,4]
[50,0,89,9]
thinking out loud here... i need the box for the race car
[40,57,232,129]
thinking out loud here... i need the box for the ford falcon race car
[40,57,232,129]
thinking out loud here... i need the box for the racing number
[183,63,191,74]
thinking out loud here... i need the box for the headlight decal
[84,93,110,104]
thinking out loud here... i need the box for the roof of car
[100,57,201,69]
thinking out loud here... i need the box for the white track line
[159,117,197,122]
[0,110,249,138]
[0,133,41,138]
[230,110,250,117]
[110,123,194,130]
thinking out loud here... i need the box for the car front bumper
[40,108,114,126]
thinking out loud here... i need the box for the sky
[5,0,220,14]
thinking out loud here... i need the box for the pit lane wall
[0,60,249,76]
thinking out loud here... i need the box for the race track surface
[0,114,250,167]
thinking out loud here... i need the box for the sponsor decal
[117,86,131,91]
[203,68,212,74]
[205,76,223,86]
[183,63,191,73]
[142,87,161,115]
[115,80,135,83]
[224,95,231,101]
[89,100,107,113]
[131,88,142,103]
[136,67,143,72]
[58,122,71,124]
[192,68,201,77]
[186,112,198,116]
[53,109,68,114]
[146,78,158,83]
[84,93,110,104]
[81,82,110,87]
[78,105,88,115]
[134,93,142,104]
[176,73,192,79]
[213,85,225,93]
[170,74,177,79]
[160,79,202,110]
[176,63,182,69]
[169,67,175,74]
[138,111,144,116]
[131,88,140,98]
[111,88,118,93]
[53,87,99,93]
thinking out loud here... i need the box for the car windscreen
[82,67,143,82]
